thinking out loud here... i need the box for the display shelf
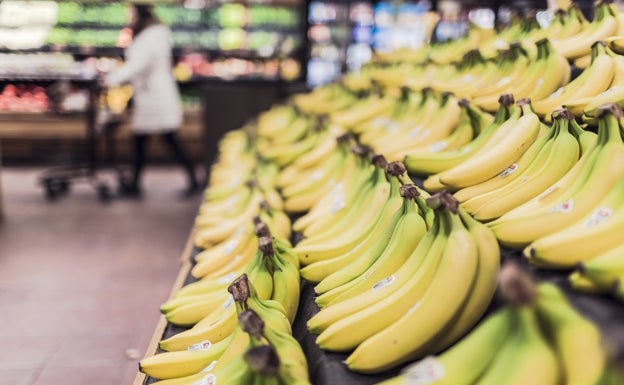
[132,232,196,385]
[134,197,624,385]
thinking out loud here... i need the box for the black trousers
[131,131,197,188]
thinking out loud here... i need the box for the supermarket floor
[0,166,203,385]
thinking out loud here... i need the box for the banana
[149,372,216,385]
[454,115,556,204]
[374,93,464,161]
[158,299,238,351]
[263,237,301,324]
[469,43,531,101]
[139,336,231,379]
[525,174,624,268]
[490,103,624,248]
[535,282,606,385]
[438,98,540,190]
[406,95,511,177]
[292,149,374,236]
[474,306,560,385]
[426,208,500,352]
[469,108,581,221]
[550,0,619,60]
[329,92,397,129]
[298,154,388,241]
[306,200,446,335]
[314,184,428,307]
[375,308,514,385]
[569,270,609,294]
[293,166,403,266]
[578,243,624,288]
[342,194,479,373]
[191,229,259,279]
[314,183,426,295]
[532,41,616,119]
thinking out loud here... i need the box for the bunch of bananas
[490,103,624,252]
[570,243,624,300]
[452,107,585,222]
[303,186,499,374]
[142,274,310,385]
[377,262,616,385]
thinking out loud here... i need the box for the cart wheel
[44,185,58,201]
[97,184,111,203]
[59,180,70,194]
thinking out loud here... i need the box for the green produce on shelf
[218,3,247,28]
[218,28,247,51]
[46,27,73,45]
[56,1,82,25]
[197,31,219,50]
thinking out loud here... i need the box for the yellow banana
[405,95,510,177]
[139,336,231,379]
[315,185,428,307]
[343,196,479,373]
[375,308,514,385]
[536,282,606,385]
[438,99,540,190]
[525,174,624,268]
[550,0,619,60]
[533,41,616,119]
[490,104,624,248]
[470,109,581,221]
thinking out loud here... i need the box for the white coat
[105,24,182,134]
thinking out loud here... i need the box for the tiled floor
[0,166,203,385]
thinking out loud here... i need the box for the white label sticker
[217,273,237,285]
[549,87,564,99]
[188,340,212,352]
[331,195,346,213]
[310,170,324,181]
[222,295,234,309]
[495,76,511,87]
[194,373,216,385]
[403,356,445,385]
[498,163,518,178]
[373,275,396,290]
[584,207,613,228]
[408,126,422,139]
[223,240,238,255]
[428,141,447,153]
[201,361,218,373]
[550,199,574,213]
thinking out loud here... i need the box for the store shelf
[132,171,624,385]
[132,232,196,385]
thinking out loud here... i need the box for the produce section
[131,1,624,384]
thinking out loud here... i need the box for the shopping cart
[38,81,133,202]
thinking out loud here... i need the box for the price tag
[403,356,445,385]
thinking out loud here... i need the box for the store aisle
[0,167,203,385]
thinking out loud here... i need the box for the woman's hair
[130,4,161,37]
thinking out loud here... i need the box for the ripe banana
[536,282,606,385]
[344,195,479,373]
[438,99,540,190]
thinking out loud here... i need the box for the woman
[105,3,199,198]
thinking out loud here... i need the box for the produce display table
[134,222,624,385]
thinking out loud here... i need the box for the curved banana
[532,41,616,119]
[578,243,624,288]
[525,174,624,268]
[344,202,479,373]
[438,99,540,190]
[375,308,514,385]
[306,206,445,335]
[139,336,231,379]
[469,109,581,221]
[550,1,619,60]
[314,185,427,307]
[490,104,624,248]
[535,282,606,385]
[405,96,511,177]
